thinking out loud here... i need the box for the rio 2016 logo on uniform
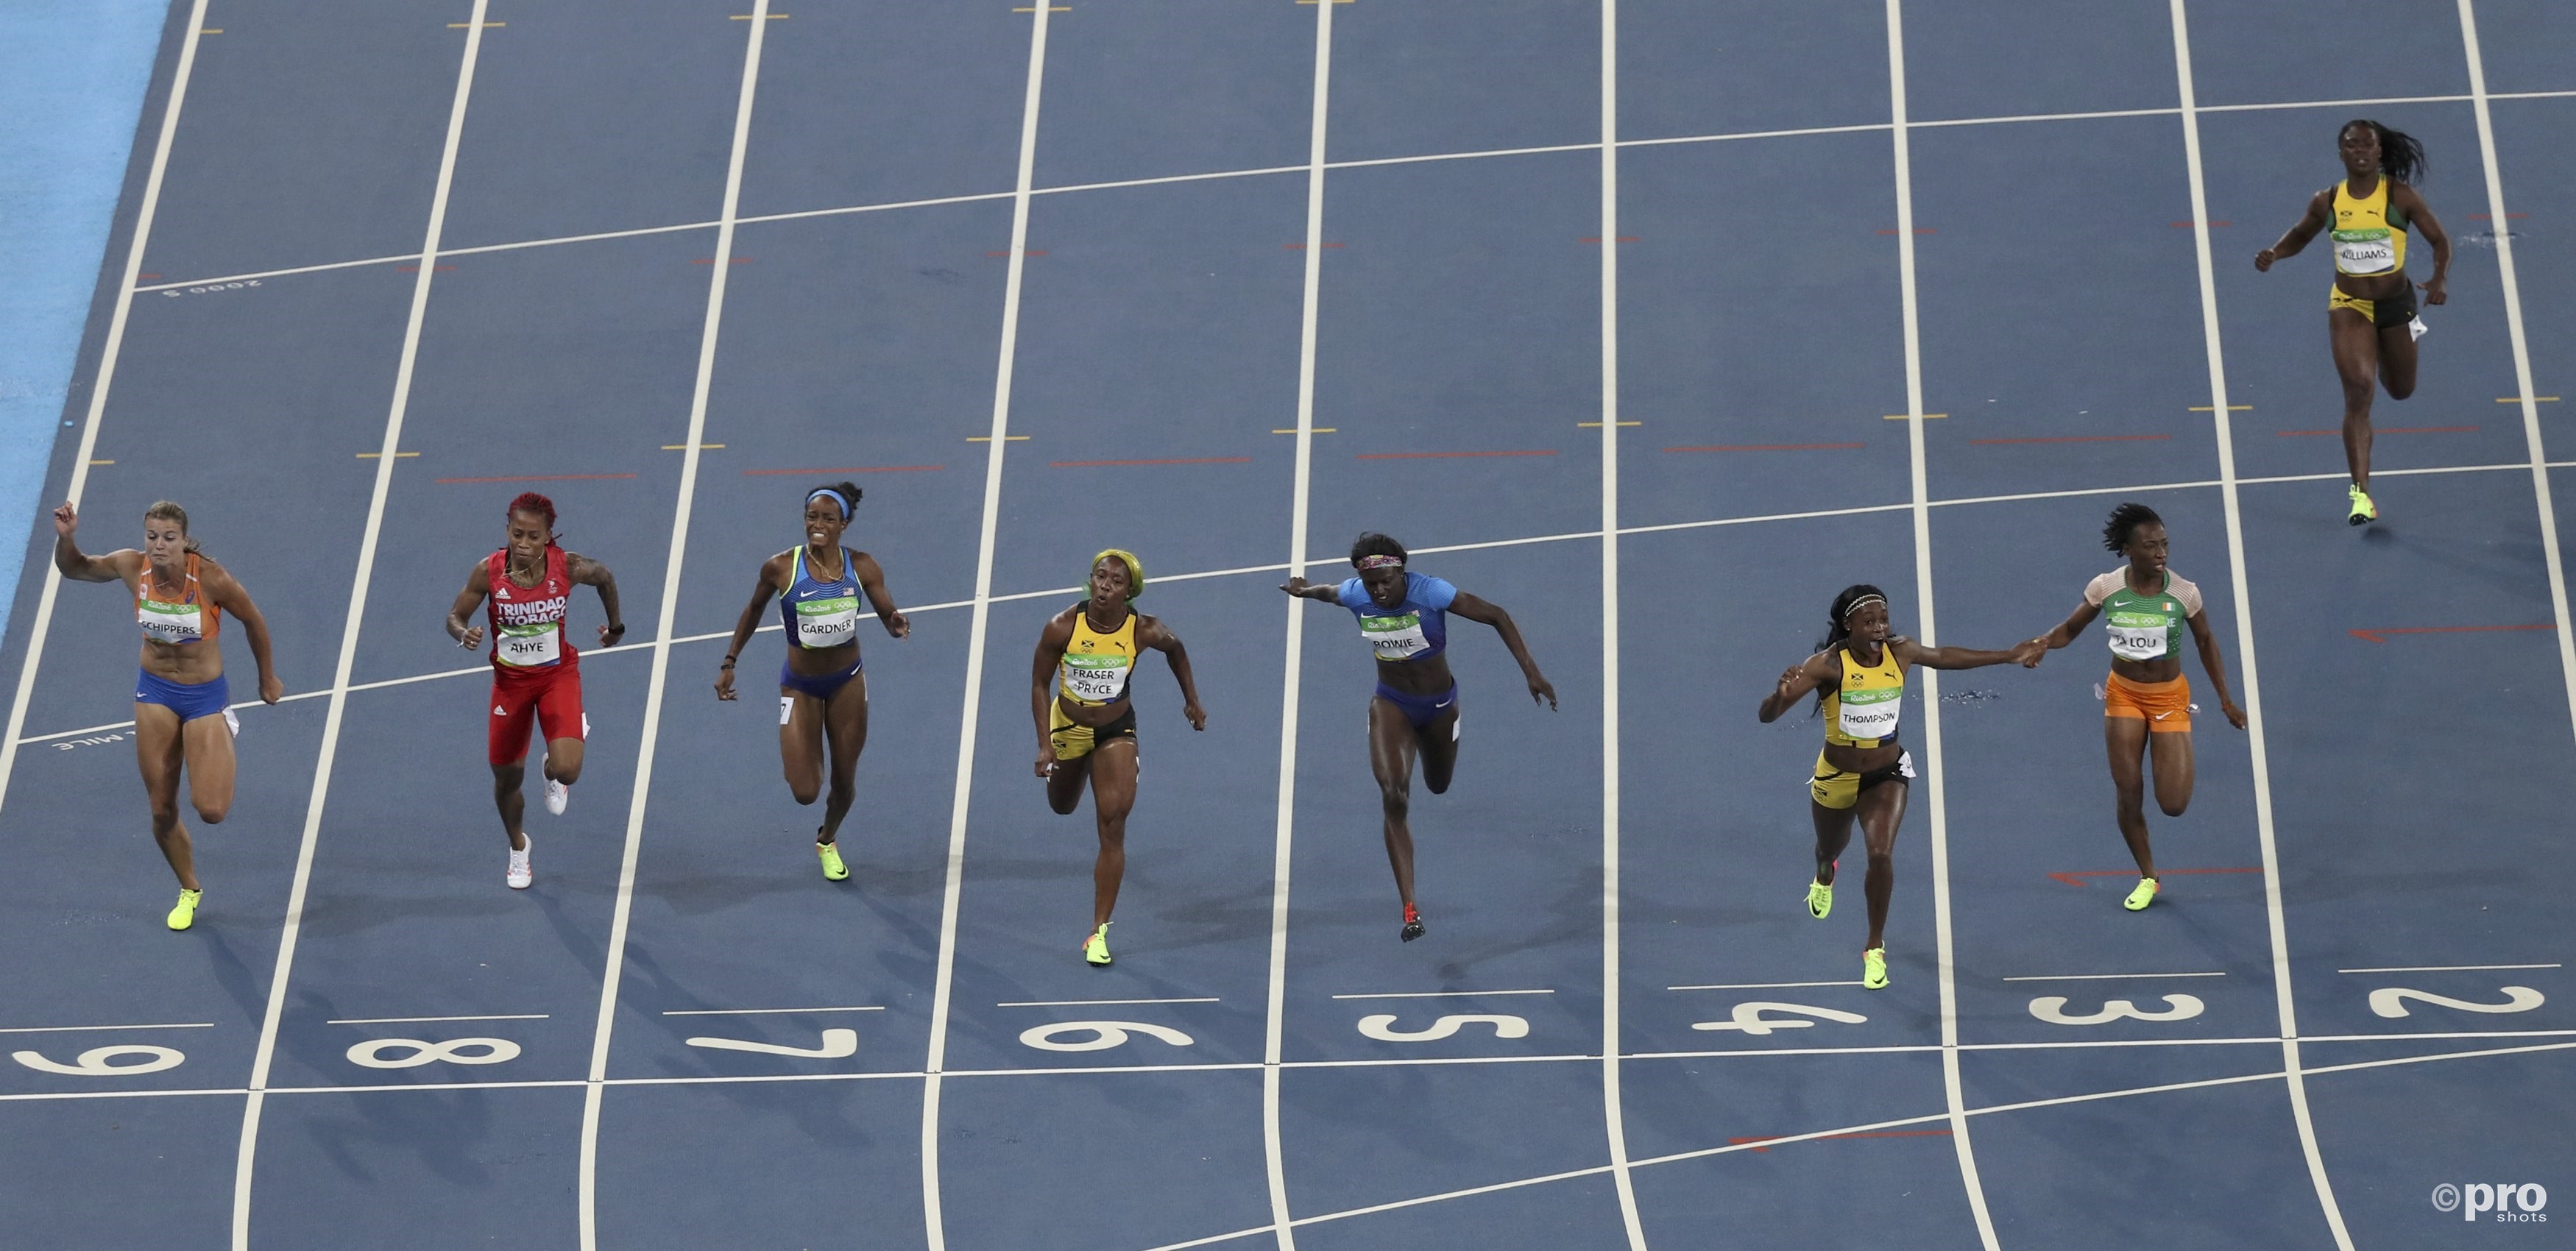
[2431,1182,2549,1222]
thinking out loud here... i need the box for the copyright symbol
[2432,1183,2460,1211]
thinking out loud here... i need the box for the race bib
[2332,227,2396,275]
[1837,684,1901,742]
[1061,652,1132,704]
[794,593,859,648]
[137,599,203,645]
[496,622,562,667]
[1359,612,1429,662]
[2104,612,2170,662]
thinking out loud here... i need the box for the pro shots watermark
[2432,1183,2550,1223]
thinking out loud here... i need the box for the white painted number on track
[1017,1021,1195,1053]
[1355,1013,1530,1043]
[158,280,262,298]
[2368,985,2546,1019]
[2027,994,2207,1026]
[1690,1002,1871,1035]
[13,1044,186,1076]
[685,1028,857,1058]
[346,1037,523,1069]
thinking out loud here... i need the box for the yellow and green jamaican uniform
[1810,643,1916,810]
[2325,175,2416,328]
[1050,604,1139,762]
[2084,568,2203,731]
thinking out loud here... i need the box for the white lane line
[0,1021,213,1035]
[1261,2,1334,1247]
[1596,4,1646,1247]
[2000,971,2228,982]
[0,0,213,818]
[1329,989,1554,1000]
[2460,1,2576,746]
[325,1014,549,1025]
[574,4,774,1247]
[1883,6,1999,1248]
[1666,980,1863,991]
[2338,963,2561,974]
[919,7,1052,1249]
[995,998,1219,1008]
[229,7,493,1249]
[661,1006,886,1016]
[2170,6,2353,1247]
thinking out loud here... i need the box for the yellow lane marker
[356,452,420,459]
[88,459,114,467]
[1274,428,1337,435]
[447,21,504,27]
[966,436,1030,443]
[730,12,788,17]
[1578,421,1641,428]
[2189,404,2252,411]
[199,28,223,34]
[1883,413,1947,420]
[2499,396,2561,403]
[662,444,726,451]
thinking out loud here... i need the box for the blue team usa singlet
[1337,573,1456,662]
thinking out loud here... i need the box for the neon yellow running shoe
[166,887,201,932]
[1805,878,1833,921]
[1083,922,1113,967]
[817,840,849,882]
[2348,484,2376,526]
[2124,877,2159,911]
[1862,946,1889,990]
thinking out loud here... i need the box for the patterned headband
[1841,593,1887,621]
[1356,555,1405,570]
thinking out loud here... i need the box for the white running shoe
[544,777,570,816]
[507,835,533,890]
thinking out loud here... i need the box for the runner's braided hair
[2103,501,2162,554]
[2343,118,2427,184]
[143,500,202,555]
[1814,583,1889,712]
[1350,531,1407,567]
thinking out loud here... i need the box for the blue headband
[807,488,855,520]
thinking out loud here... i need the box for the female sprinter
[1281,532,1554,943]
[1031,550,1203,966]
[713,483,907,882]
[52,500,281,930]
[2025,503,2245,912]
[1758,586,2039,988]
[2255,118,2451,525]
[446,492,622,890]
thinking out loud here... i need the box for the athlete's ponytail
[1814,584,1887,712]
[144,500,202,555]
[2344,118,2428,185]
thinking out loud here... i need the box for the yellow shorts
[2104,671,2190,732]
[1048,699,1136,762]
[2327,286,2378,322]
[1810,748,1914,811]
[2329,283,2415,328]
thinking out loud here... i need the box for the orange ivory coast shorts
[2104,671,2191,732]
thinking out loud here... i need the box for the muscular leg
[134,705,197,890]
[542,737,584,787]
[2106,716,2155,879]
[2330,308,2381,492]
[817,674,869,845]
[180,713,236,826]
[1368,698,1421,907]
[2148,729,2195,820]
[1086,741,1139,929]
[1854,782,1911,951]
[1809,800,1855,887]
[1047,751,1092,815]
[493,762,528,851]
[779,690,825,807]
[1417,704,1460,796]
[2377,321,2418,400]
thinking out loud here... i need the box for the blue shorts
[1373,681,1459,731]
[136,669,230,723]
[779,656,863,704]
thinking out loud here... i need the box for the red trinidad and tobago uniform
[486,546,586,766]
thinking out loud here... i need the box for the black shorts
[2371,281,2418,330]
[1049,701,1137,763]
